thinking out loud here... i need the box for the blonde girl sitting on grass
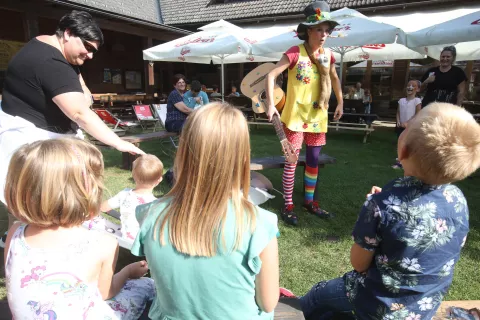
[4,138,155,320]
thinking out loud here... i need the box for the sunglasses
[80,38,98,54]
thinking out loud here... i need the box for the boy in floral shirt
[299,102,480,319]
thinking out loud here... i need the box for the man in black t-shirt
[420,46,467,108]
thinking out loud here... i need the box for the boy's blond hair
[132,154,163,186]
[154,102,256,257]
[405,102,480,184]
[4,138,104,227]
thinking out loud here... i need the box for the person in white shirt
[100,154,163,240]
[393,80,422,169]
[353,82,364,100]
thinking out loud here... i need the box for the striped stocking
[282,150,300,206]
[304,145,322,204]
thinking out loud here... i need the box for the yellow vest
[281,44,331,133]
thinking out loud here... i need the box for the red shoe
[281,205,298,226]
[279,287,297,298]
[303,201,334,219]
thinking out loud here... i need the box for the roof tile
[160,0,406,25]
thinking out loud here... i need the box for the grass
[1,127,479,302]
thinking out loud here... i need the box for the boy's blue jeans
[300,277,355,320]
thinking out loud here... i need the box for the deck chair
[82,213,133,250]
[133,104,160,131]
[152,104,178,148]
[93,109,139,133]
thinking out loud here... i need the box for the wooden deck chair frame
[94,108,139,132]
[152,104,178,148]
[132,104,160,131]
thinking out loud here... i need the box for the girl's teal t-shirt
[131,198,278,320]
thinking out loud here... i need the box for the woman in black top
[420,46,467,108]
[0,11,144,244]
[1,10,144,154]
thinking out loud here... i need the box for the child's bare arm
[415,103,422,115]
[350,243,375,273]
[97,236,148,300]
[100,200,112,213]
[255,237,279,313]
[97,236,120,299]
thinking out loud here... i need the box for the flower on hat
[307,7,330,23]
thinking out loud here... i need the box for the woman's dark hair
[190,80,202,92]
[56,11,104,46]
[212,84,219,92]
[172,74,186,86]
[441,46,457,62]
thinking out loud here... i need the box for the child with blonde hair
[4,138,155,320]
[100,154,163,240]
[131,102,280,319]
[297,103,480,319]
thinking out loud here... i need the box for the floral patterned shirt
[344,176,469,320]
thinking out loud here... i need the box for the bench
[329,112,378,143]
[92,131,178,169]
[274,298,305,320]
[272,299,480,319]
[433,300,480,319]
[98,131,178,170]
[251,154,336,199]
[330,121,374,143]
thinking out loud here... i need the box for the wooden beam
[144,37,154,93]
[23,11,39,41]
[465,61,474,100]
[363,60,372,89]
[404,59,411,86]
[342,62,347,85]
[239,63,244,81]
[0,0,182,42]
[465,60,474,83]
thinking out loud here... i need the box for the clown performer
[266,1,343,226]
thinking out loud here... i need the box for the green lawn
[1,127,479,302]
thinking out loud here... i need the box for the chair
[93,109,139,133]
[132,104,160,131]
[151,104,178,148]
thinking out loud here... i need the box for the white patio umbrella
[250,8,424,81]
[330,43,424,63]
[406,10,480,61]
[143,20,276,100]
[349,60,423,68]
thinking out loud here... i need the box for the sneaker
[303,201,334,219]
[0,231,7,249]
[392,162,403,170]
[280,287,297,298]
[281,205,298,226]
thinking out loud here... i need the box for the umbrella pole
[221,56,225,102]
[339,50,345,85]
